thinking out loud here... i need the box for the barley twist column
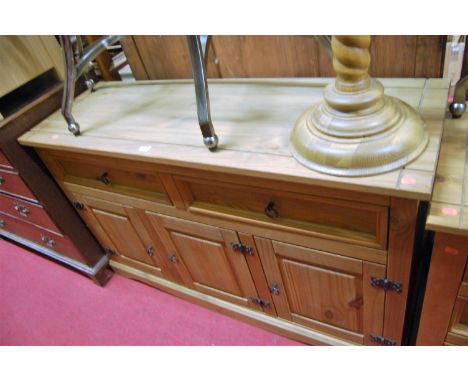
[290,35,428,177]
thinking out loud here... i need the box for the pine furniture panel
[20,78,448,345]
[417,111,468,346]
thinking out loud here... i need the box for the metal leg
[187,35,218,151]
[449,74,467,118]
[59,35,123,135]
[60,35,80,136]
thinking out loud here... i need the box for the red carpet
[0,239,301,346]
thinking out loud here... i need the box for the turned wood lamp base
[290,36,428,177]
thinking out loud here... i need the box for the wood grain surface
[426,111,468,235]
[122,36,444,80]
[19,78,449,201]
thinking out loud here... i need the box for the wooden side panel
[383,197,419,345]
[370,36,417,78]
[120,36,149,80]
[0,36,61,97]
[209,36,320,78]
[417,233,468,345]
[122,35,443,80]
[127,36,193,79]
[414,36,444,78]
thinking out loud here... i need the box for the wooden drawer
[42,151,171,205]
[175,176,388,249]
[0,211,82,261]
[0,193,60,233]
[0,150,13,170]
[0,168,37,201]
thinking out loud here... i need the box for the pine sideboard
[19,78,449,345]
[417,111,468,346]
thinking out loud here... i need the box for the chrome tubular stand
[186,35,219,151]
[59,35,123,136]
[449,74,468,118]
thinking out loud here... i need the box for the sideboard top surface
[426,111,468,236]
[19,78,449,200]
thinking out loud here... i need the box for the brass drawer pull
[0,176,4,185]
[14,204,30,217]
[97,172,111,185]
[146,244,154,257]
[264,201,279,219]
[40,234,55,248]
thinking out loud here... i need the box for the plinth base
[290,96,428,177]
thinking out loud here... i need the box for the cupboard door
[69,191,169,278]
[255,238,386,345]
[145,212,266,312]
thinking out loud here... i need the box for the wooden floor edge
[109,260,356,346]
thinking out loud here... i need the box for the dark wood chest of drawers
[0,84,110,285]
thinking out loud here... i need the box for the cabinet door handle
[104,247,116,256]
[169,253,178,263]
[97,172,111,185]
[14,204,30,217]
[73,201,85,210]
[264,201,279,219]
[0,219,5,227]
[146,244,154,257]
[0,175,4,185]
[40,234,55,248]
[270,282,280,295]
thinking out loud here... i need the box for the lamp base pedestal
[290,81,428,177]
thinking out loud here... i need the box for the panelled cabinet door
[144,212,268,313]
[68,191,169,278]
[255,238,386,345]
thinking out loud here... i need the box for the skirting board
[109,259,355,346]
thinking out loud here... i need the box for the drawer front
[0,150,13,170]
[0,169,37,201]
[0,193,60,233]
[0,211,82,261]
[45,152,171,205]
[176,176,388,249]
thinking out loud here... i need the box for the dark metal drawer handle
[0,219,5,227]
[97,172,111,185]
[104,247,116,256]
[146,244,154,257]
[14,204,30,217]
[264,201,279,219]
[270,282,280,295]
[40,234,55,248]
[0,176,4,185]
[169,253,178,263]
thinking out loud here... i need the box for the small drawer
[175,176,388,249]
[0,150,13,170]
[0,193,60,233]
[0,169,37,201]
[48,153,171,205]
[0,211,82,262]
